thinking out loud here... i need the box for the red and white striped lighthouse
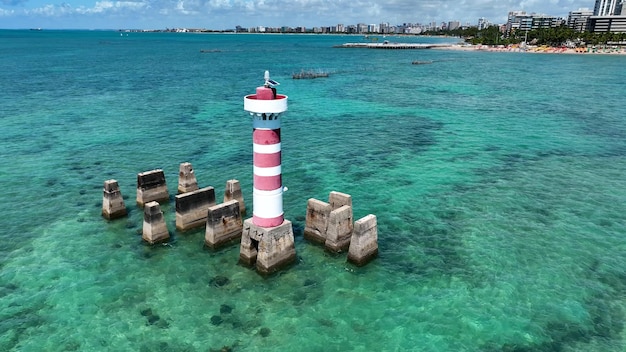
[244,71,288,228]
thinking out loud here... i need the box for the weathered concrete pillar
[136,169,169,207]
[102,179,127,220]
[175,186,216,231]
[142,201,170,244]
[329,191,352,213]
[239,224,257,266]
[178,162,199,194]
[347,214,378,266]
[303,198,332,244]
[205,200,243,249]
[325,205,353,253]
[240,218,296,275]
[223,179,245,216]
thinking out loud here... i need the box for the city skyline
[0,0,597,30]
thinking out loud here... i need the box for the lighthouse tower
[239,71,296,275]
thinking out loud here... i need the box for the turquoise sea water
[1,30,625,351]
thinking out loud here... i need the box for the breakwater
[334,42,450,49]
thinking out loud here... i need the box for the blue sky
[1,0,594,30]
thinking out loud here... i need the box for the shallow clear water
[1,30,625,351]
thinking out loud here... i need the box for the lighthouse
[239,71,296,275]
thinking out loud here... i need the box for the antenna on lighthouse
[264,70,280,87]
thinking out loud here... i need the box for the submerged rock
[210,276,230,287]
[147,314,160,325]
[220,304,233,314]
[140,308,168,328]
[259,327,271,337]
[211,315,223,326]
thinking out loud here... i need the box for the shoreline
[435,43,626,55]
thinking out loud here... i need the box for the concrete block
[137,169,169,207]
[178,162,199,194]
[205,200,243,249]
[102,179,127,220]
[175,186,216,231]
[303,198,331,244]
[325,205,353,253]
[240,218,296,275]
[329,191,352,211]
[224,179,245,216]
[142,201,170,244]
[239,222,258,266]
[347,214,378,266]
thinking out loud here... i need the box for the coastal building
[506,11,565,36]
[404,26,422,34]
[589,0,626,31]
[356,23,366,33]
[533,15,564,29]
[478,17,491,30]
[506,11,532,34]
[588,15,626,32]
[594,0,620,16]
[568,8,593,31]
[379,22,390,34]
[448,21,461,30]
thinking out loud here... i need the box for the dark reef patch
[220,304,233,314]
[210,276,230,288]
[141,308,170,329]
[480,266,626,352]
[0,302,47,351]
[211,315,223,326]
[259,327,271,337]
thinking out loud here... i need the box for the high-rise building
[568,8,593,31]
[448,21,461,30]
[594,0,619,16]
[589,0,626,32]
[506,11,532,33]
[506,11,564,36]
[477,17,491,30]
[616,0,626,15]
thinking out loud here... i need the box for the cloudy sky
[1,0,594,30]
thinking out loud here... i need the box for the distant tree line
[423,26,626,46]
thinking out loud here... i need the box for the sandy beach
[437,43,626,55]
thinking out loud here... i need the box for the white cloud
[27,4,71,15]
[1,0,594,29]
[84,0,147,13]
[176,0,199,14]
[0,8,15,15]
[19,0,146,17]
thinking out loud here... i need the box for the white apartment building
[594,0,617,16]
[506,11,563,35]
[568,8,593,31]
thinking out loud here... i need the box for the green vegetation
[424,25,626,46]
